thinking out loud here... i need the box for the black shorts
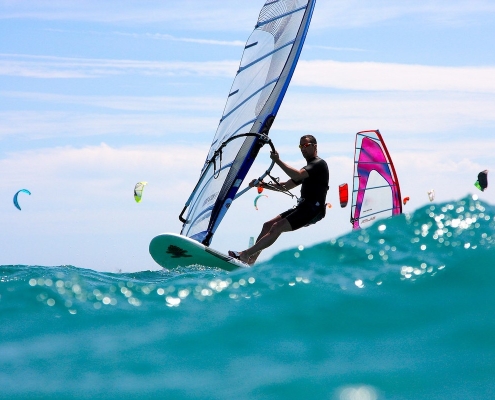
[280,202,326,231]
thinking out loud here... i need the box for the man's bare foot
[228,250,254,265]
[247,251,261,265]
[239,252,251,264]
[229,250,249,264]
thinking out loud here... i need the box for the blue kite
[13,189,31,210]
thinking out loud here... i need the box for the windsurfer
[229,135,329,265]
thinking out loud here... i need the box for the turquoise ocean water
[1,195,494,399]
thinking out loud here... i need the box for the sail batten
[238,39,295,73]
[220,78,278,122]
[180,0,316,245]
[353,184,399,192]
[245,41,259,49]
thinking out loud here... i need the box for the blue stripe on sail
[189,230,208,243]
[256,6,306,28]
[220,78,277,122]
[210,118,256,158]
[232,118,256,135]
[245,41,258,49]
[238,39,295,73]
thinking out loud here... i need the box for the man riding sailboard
[229,135,329,265]
[149,1,319,271]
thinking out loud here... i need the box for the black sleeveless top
[293,156,329,206]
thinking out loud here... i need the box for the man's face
[299,137,316,160]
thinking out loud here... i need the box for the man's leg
[247,215,282,260]
[240,217,292,264]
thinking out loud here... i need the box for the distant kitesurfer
[475,170,488,192]
[229,135,329,265]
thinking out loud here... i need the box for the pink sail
[351,130,402,230]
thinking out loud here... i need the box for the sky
[1,0,495,272]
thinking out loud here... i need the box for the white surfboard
[149,233,249,272]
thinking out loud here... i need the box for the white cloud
[1,91,224,112]
[0,92,224,140]
[0,143,207,195]
[305,45,368,52]
[43,29,246,46]
[0,111,218,139]
[0,54,237,79]
[113,32,245,47]
[312,0,495,29]
[2,89,495,141]
[275,91,495,135]
[4,54,495,97]
[0,0,260,30]
[294,60,495,93]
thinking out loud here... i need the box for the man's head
[299,135,317,160]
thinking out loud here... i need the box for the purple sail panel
[351,130,402,230]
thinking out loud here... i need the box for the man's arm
[280,179,299,190]
[270,151,309,181]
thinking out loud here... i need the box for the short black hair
[301,135,317,144]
